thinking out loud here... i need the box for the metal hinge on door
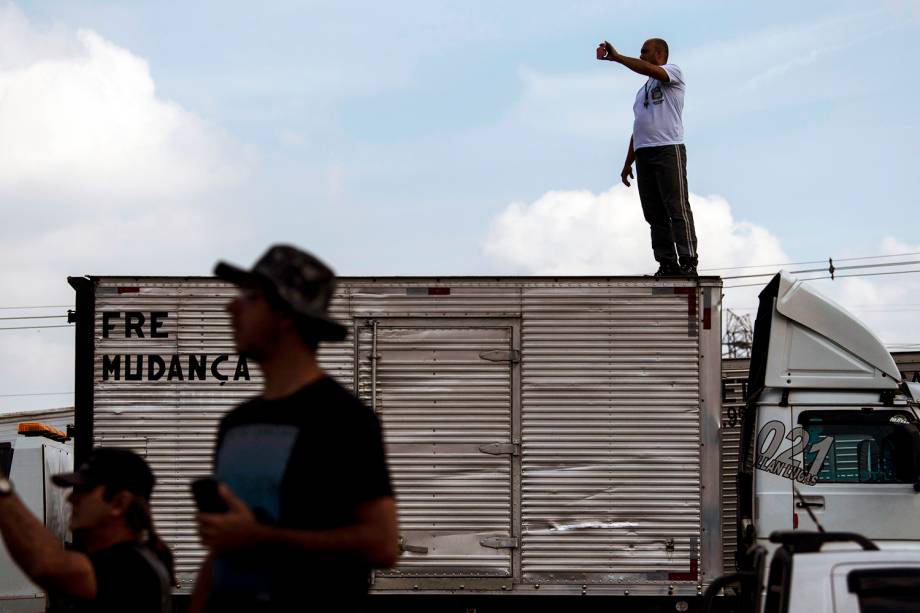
[366,320,380,413]
[479,350,521,363]
[399,536,429,555]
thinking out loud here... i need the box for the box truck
[69,274,722,608]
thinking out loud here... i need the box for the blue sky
[15,0,918,269]
[14,0,920,262]
[1,1,918,409]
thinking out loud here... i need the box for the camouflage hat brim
[214,260,348,342]
[299,314,348,342]
[214,261,260,287]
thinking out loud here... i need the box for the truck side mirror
[0,443,11,478]
[857,439,880,482]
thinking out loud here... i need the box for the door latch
[480,536,519,549]
[479,442,520,456]
[479,350,521,363]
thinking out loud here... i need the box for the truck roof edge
[748,271,901,394]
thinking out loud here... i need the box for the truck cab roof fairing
[748,272,900,394]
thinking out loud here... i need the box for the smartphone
[191,477,229,513]
[596,45,607,60]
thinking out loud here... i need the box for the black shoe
[653,263,680,278]
[678,263,698,276]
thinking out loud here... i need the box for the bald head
[641,38,669,65]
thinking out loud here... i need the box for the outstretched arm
[602,41,669,82]
[0,493,96,600]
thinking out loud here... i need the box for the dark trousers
[635,144,698,267]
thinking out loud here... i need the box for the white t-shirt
[632,63,685,150]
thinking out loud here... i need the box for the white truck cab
[737,272,920,558]
[0,424,73,612]
[706,531,920,613]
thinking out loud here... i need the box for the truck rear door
[358,319,519,587]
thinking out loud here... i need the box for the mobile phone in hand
[596,45,607,60]
[191,477,229,513]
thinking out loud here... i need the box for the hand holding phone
[596,45,607,60]
[191,477,229,513]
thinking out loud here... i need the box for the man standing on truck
[191,245,399,612]
[0,447,173,612]
[599,38,699,276]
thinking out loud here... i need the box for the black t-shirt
[207,376,393,611]
[48,541,170,613]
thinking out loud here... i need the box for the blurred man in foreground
[191,245,399,612]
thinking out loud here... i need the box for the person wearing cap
[190,245,399,613]
[0,447,173,612]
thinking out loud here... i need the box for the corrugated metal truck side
[69,275,723,608]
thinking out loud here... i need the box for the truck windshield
[799,411,915,484]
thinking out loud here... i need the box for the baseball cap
[52,447,155,500]
[214,244,347,342]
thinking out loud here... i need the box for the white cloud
[0,9,239,204]
[484,184,787,275]
[484,186,920,354]
[0,4,245,412]
[482,185,790,351]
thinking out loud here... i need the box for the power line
[836,268,920,279]
[0,305,72,310]
[0,315,68,321]
[722,261,920,289]
[0,325,72,331]
[723,259,920,281]
[0,392,72,398]
[700,250,920,273]
[834,251,920,263]
[701,258,828,272]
